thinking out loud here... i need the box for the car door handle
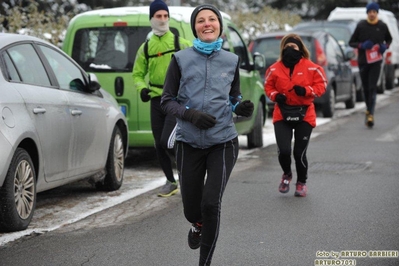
[33,107,46,114]
[71,109,83,116]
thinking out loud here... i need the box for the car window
[71,26,179,72]
[326,35,344,64]
[299,36,314,60]
[325,36,340,65]
[2,52,21,81]
[253,38,281,63]
[226,26,249,68]
[324,27,351,46]
[38,44,86,91]
[6,44,51,87]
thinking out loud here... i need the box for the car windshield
[71,27,178,73]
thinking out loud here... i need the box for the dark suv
[249,30,356,118]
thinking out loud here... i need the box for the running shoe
[278,173,292,193]
[188,222,202,249]
[367,114,374,128]
[294,182,307,197]
[157,181,178,197]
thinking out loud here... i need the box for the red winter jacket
[264,58,327,127]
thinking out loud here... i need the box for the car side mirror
[253,52,265,70]
[87,73,101,93]
[69,79,85,91]
[344,47,356,61]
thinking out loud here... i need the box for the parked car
[292,20,364,102]
[0,33,129,232]
[249,30,355,118]
[63,6,267,149]
[328,7,399,92]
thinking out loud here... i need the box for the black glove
[235,100,254,117]
[275,94,287,104]
[140,88,151,102]
[293,85,306,96]
[183,109,217,129]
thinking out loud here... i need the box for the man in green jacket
[132,0,191,197]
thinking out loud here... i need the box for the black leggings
[150,97,177,183]
[274,121,313,183]
[175,137,239,266]
[359,61,381,115]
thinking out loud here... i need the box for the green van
[62,6,267,149]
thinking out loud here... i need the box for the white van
[328,7,399,90]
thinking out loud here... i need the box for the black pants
[150,97,177,183]
[175,137,239,266]
[359,61,382,115]
[274,121,313,183]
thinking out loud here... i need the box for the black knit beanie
[149,0,169,20]
[190,4,223,38]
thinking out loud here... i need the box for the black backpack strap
[144,39,150,61]
[145,34,181,60]
[174,34,180,52]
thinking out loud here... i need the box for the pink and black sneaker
[294,182,307,197]
[278,173,292,193]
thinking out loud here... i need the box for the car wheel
[96,127,125,191]
[345,82,356,109]
[0,148,36,232]
[322,87,335,118]
[247,102,264,149]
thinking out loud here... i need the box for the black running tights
[150,97,177,183]
[175,137,239,266]
[274,121,313,183]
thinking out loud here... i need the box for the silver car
[0,33,128,232]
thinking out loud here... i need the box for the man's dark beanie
[366,2,379,13]
[149,0,169,20]
[190,4,223,38]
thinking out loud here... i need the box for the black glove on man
[140,88,151,102]
[235,100,254,117]
[183,109,217,129]
[275,93,287,104]
[293,85,306,96]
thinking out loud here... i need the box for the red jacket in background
[264,58,327,127]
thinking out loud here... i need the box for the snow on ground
[2,90,396,246]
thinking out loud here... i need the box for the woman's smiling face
[194,9,220,43]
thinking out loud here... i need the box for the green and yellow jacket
[132,31,192,97]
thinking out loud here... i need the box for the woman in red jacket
[264,33,327,197]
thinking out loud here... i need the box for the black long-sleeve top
[349,19,392,65]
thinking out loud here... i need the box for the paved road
[0,89,398,266]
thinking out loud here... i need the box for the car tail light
[350,48,359,67]
[385,50,392,65]
[314,39,327,66]
[113,21,128,27]
[248,41,254,52]
[350,58,358,67]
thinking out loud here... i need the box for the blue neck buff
[193,38,223,55]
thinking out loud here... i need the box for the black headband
[285,37,303,50]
